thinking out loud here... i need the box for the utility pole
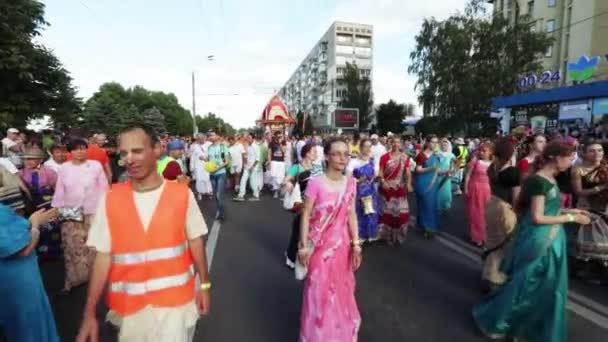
[192,71,198,135]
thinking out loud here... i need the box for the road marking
[435,231,608,330]
[195,220,221,292]
[206,220,221,272]
[567,301,608,329]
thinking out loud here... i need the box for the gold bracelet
[200,282,212,291]
[351,239,362,247]
[566,214,575,223]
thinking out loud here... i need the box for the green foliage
[292,111,315,137]
[341,63,373,130]
[408,0,553,135]
[81,82,193,137]
[375,100,412,135]
[0,0,81,130]
[195,113,235,136]
[141,107,167,137]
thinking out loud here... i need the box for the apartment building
[278,21,373,130]
[490,0,608,85]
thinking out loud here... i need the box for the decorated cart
[257,95,296,134]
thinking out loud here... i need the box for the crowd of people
[1,119,608,341]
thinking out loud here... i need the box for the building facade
[490,0,608,86]
[278,21,373,130]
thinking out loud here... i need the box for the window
[336,34,352,44]
[336,45,354,55]
[336,56,354,66]
[336,67,345,74]
[527,1,534,15]
[546,19,555,32]
[545,44,553,57]
[355,36,371,45]
[548,0,556,7]
[355,47,372,57]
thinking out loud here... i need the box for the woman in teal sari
[414,135,442,238]
[437,138,456,211]
[473,140,591,342]
[0,204,60,342]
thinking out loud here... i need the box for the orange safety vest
[105,181,195,316]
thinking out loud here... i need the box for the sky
[39,0,471,128]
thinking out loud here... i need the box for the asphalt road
[40,191,608,341]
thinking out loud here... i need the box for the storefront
[491,80,608,134]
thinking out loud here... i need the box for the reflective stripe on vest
[106,181,194,316]
[110,269,194,295]
[112,241,189,265]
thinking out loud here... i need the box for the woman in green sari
[473,140,591,342]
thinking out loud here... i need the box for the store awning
[492,80,608,109]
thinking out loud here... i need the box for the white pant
[269,161,286,191]
[238,167,262,198]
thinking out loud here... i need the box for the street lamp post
[192,55,215,135]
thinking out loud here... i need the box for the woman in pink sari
[464,142,493,246]
[298,137,362,342]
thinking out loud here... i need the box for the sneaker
[248,196,260,202]
[233,196,245,202]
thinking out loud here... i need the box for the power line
[545,9,608,35]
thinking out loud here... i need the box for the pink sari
[300,176,360,342]
[466,159,491,244]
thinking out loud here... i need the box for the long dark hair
[532,139,576,173]
[492,137,516,170]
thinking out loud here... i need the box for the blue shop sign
[592,97,608,115]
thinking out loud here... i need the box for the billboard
[333,108,359,129]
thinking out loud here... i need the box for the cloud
[39,0,472,128]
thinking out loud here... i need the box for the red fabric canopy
[258,95,295,124]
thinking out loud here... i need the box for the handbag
[295,179,348,280]
[283,183,302,210]
[59,207,84,222]
[0,165,25,211]
[574,212,608,261]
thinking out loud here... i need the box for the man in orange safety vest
[76,126,211,342]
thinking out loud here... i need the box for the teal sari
[437,152,455,211]
[473,175,567,342]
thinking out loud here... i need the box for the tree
[195,113,235,136]
[0,0,81,130]
[342,63,373,131]
[292,111,315,137]
[141,107,167,137]
[408,0,553,135]
[376,100,407,135]
[80,82,194,137]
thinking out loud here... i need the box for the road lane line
[435,231,608,329]
[567,301,608,329]
[569,291,608,317]
[206,220,221,272]
[438,231,482,254]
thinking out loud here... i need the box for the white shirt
[296,140,306,161]
[314,145,324,166]
[87,182,207,340]
[2,137,21,167]
[229,143,246,167]
[44,159,63,173]
[0,157,18,174]
[245,144,260,169]
[371,143,387,171]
